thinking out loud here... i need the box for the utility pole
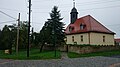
[31,27,34,44]
[27,0,31,57]
[16,13,20,55]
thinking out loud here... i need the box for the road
[0,56,120,67]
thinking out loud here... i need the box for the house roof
[115,39,120,42]
[65,15,115,35]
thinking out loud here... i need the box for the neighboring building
[115,39,120,45]
[65,2,115,45]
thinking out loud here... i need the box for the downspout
[88,16,91,45]
[88,32,90,45]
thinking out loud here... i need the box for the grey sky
[0,0,120,38]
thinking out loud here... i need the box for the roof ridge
[89,15,92,31]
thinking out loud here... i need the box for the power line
[106,24,120,27]
[32,0,120,9]
[78,5,120,11]
[1,4,119,14]
[25,0,28,7]
[0,20,16,24]
[32,0,52,2]
[76,0,120,6]
[0,7,26,13]
[0,10,17,20]
[32,5,120,13]
[0,1,119,13]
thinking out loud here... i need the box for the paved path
[61,52,68,59]
[0,56,120,67]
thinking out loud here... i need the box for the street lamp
[52,29,56,57]
[64,37,68,52]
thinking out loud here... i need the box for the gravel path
[0,56,120,67]
[61,52,68,59]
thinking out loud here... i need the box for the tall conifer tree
[40,6,65,51]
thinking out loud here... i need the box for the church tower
[70,0,78,24]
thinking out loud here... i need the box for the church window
[103,36,105,42]
[81,35,83,42]
[72,36,74,42]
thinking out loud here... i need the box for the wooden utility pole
[27,0,31,57]
[16,13,20,55]
[31,27,34,43]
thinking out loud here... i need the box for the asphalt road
[0,56,120,67]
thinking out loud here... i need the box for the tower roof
[71,0,78,13]
[71,7,78,13]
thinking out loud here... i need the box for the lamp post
[52,28,56,57]
[64,37,68,52]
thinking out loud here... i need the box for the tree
[39,6,65,53]
[31,32,40,48]
[18,21,28,49]
[8,21,28,49]
[8,24,17,50]
[0,25,12,51]
[0,29,2,41]
[48,6,65,45]
[0,29,2,49]
[0,21,28,54]
[0,29,1,35]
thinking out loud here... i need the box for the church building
[65,1,115,45]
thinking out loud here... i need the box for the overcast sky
[0,0,120,38]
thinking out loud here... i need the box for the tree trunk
[40,42,44,52]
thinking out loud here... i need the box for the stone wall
[59,45,120,54]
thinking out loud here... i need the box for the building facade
[65,3,115,45]
[115,39,120,45]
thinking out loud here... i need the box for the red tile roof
[65,15,115,35]
[115,39,120,42]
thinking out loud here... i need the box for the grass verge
[0,49,61,60]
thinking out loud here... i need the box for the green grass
[68,50,120,58]
[0,49,61,60]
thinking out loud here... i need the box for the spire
[70,0,78,24]
[73,0,75,7]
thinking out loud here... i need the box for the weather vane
[73,0,75,7]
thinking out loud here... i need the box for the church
[65,1,115,45]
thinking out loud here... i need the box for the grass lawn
[68,50,120,58]
[0,48,61,60]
